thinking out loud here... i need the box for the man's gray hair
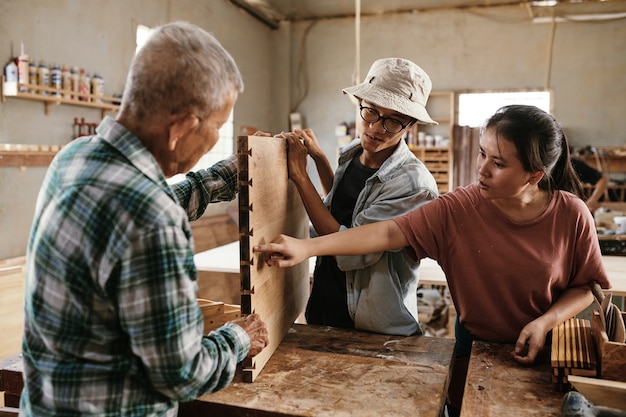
[120,21,244,122]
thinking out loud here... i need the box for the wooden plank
[237,135,309,382]
[568,375,626,411]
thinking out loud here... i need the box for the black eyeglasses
[359,104,414,134]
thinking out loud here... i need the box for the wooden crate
[591,309,626,382]
[197,299,241,334]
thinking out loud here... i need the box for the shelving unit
[411,146,452,194]
[408,91,455,193]
[0,144,61,167]
[1,76,120,168]
[2,76,120,118]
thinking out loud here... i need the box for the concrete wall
[1,1,625,258]
[289,8,626,169]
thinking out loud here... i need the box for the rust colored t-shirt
[393,183,611,343]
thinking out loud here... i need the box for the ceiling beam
[229,0,281,30]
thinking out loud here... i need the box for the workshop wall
[0,0,288,259]
[289,8,626,172]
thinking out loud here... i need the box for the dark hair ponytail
[483,105,583,198]
[550,127,584,198]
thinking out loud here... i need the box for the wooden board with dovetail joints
[237,135,310,383]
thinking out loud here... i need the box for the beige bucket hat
[343,58,437,126]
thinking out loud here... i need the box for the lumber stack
[551,317,597,391]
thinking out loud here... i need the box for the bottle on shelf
[37,60,49,95]
[3,59,18,96]
[17,43,29,92]
[91,73,104,103]
[77,69,90,102]
[4,59,18,82]
[61,65,72,99]
[28,61,37,93]
[50,63,62,97]
[70,66,79,99]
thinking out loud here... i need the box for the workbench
[460,341,564,417]
[179,323,456,417]
[0,325,455,415]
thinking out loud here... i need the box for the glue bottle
[17,43,29,92]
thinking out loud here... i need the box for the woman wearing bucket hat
[278,57,439,336]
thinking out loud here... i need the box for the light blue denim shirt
[320,138,438,335]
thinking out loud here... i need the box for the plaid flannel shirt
[21,116,246,416]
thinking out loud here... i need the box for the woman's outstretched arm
[253,219,409,268]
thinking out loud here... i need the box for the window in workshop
[134,24,236,184]
[458,90,552,127]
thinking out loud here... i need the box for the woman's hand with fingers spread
[253,234,309,268]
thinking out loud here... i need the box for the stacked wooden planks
[551,317,597,391]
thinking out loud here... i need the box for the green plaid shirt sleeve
[21,117,250,417]
[171,155,238,221]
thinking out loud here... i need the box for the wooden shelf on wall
[408,91,455,193]
[1,75,120,168]
[1,76,120,119]
[0,144,62,167]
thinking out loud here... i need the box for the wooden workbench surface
[181,324,455,417]
[461,341,564,417]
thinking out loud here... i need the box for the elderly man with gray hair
[21,21,267,416]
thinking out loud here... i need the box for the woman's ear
[167,114,200,151]
[529,170,546,185]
